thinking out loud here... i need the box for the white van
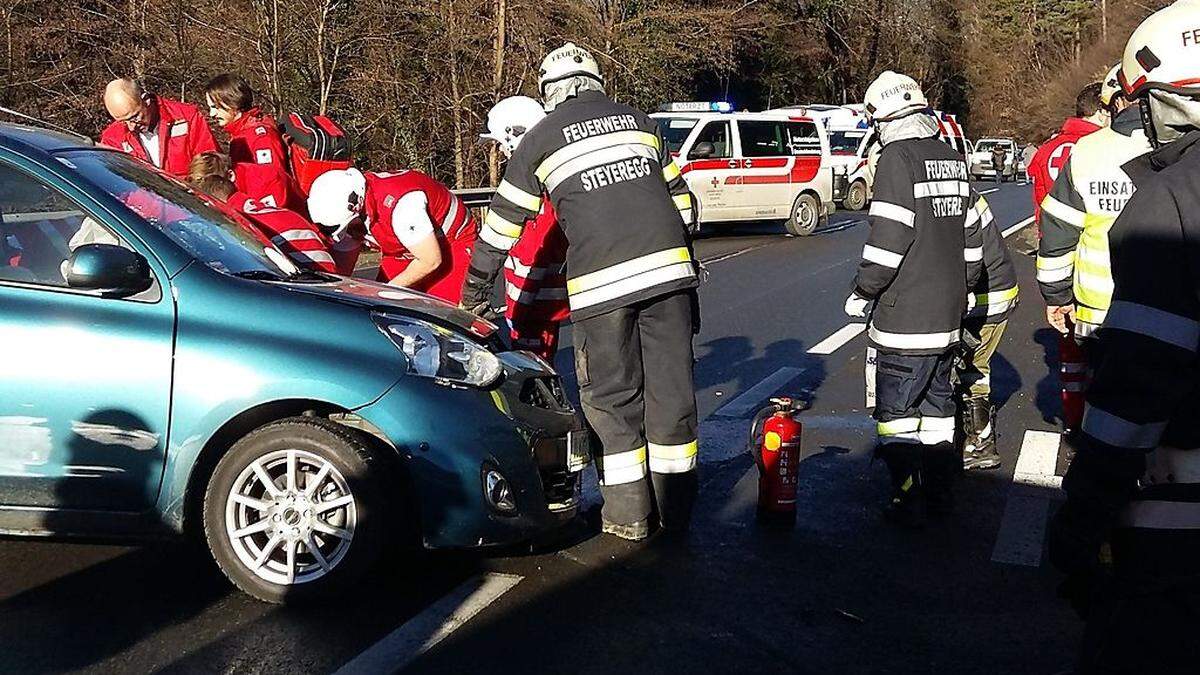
[653,103,835,236]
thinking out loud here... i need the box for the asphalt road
[0,180,1084,674]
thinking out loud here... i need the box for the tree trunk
[489,0,505,185]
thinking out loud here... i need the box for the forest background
[0,0,1169,187]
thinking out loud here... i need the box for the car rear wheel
[843,180,869,211]
[785,193,820,236]
[203,417,389,603]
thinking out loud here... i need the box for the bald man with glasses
[100,78,217,179]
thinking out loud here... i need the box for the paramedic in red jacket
[100,78,218,179]
[203,74,305,213]
[307,168,477,303]
[191,174,337,274]
[471,95,570,360]
[1028,82,1106,227]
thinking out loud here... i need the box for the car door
[731,119,792,219]
[680,119,736,222]
[0,157,175,513]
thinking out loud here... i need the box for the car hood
[278,276,499,341]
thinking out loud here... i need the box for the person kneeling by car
[308,167,477,304]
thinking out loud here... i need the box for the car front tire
[203,417,390,604]
[843,180,869,212]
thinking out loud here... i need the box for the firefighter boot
[880,445,924,528]
[651,471,698,536]
[601,519,651,541]
[922,443,958,516]
[963,398,1001,471]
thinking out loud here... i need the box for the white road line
[1002,215,1035,239]
[808,323,866,355]
[979,188,1000,195]
[334,573,522,674]
[712,367,805,418]
[701,243,772,265]
[991,431,1063,567]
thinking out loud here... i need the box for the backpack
[279,113,352,196]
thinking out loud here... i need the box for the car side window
[0,162,124,287]
[693,121,731,158]
[783,122,822,156]
[739,121,786,158]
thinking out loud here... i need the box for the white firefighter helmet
[1120,0,1200,98]
[1119,0,1200,144]
[1100,64,1123,107]
[538,42,603,97]
[863,71,929,123]
[481,96,547,157]
[307,168,366,235]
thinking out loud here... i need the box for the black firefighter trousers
[573,290,699,527]
[873,349,958,492]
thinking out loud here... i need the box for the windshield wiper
[231,270,288,281]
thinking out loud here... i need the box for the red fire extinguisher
[749,397,806,525]
[1059,328,1089,431]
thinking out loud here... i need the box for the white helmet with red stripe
[307,168,366,241]
[863,71,929,123]
[481,96,546,158]
[1120,0,1200,144]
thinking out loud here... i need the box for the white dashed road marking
[991,430,1063,567]
[334,573,523,674]
[808,323,867,355]
[979,188,1000,195]
[1002,215,1035,239]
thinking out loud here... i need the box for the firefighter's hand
[844,293,870,318]
[1046,305,1075,334]
[459,278,492,318]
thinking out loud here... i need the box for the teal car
[0,123,587,603]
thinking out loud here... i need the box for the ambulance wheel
[785,193,820,236]
[202,417,389,604]
[844,181,869,211]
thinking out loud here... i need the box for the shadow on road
[1034,328,1064,425]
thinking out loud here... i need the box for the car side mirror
[689,142,716,160]
[65,244,153,297]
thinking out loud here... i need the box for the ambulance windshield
[828,130,867,156]
[56,149,299,278]
[656,117,699,153]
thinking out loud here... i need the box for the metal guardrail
[451,187,496,209]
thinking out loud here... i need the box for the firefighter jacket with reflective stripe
[853,136,980,355]
[1037,106,1153,336]
[1076,132,1200,526]
[470,90,695,321]
[100,96,218,179]
[1029,117,1102,223]
[237,195,337,274]
[965,193,1019,324]
[505,200,569,325]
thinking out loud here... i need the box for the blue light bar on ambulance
[659,101,733,113]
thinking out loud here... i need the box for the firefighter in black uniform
[959,191,1019,471]
[1048,2,1200,672]
[847,71,981,524]
[461,43,698,541]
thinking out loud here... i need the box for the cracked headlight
[374,314,503,388]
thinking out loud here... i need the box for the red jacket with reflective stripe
[225,110,306,215]
[235,194,336,273]
[100,96,218,179]
[363,170,477,302]
[505,200,569,324]
[232,162,307,216]
[1030,117,1102,224]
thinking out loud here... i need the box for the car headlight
[374,314,503,388]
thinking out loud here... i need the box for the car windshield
[975,140,1009,153]
[656,117,700,153]
[828,130,867,155]
[55,149,299,278]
